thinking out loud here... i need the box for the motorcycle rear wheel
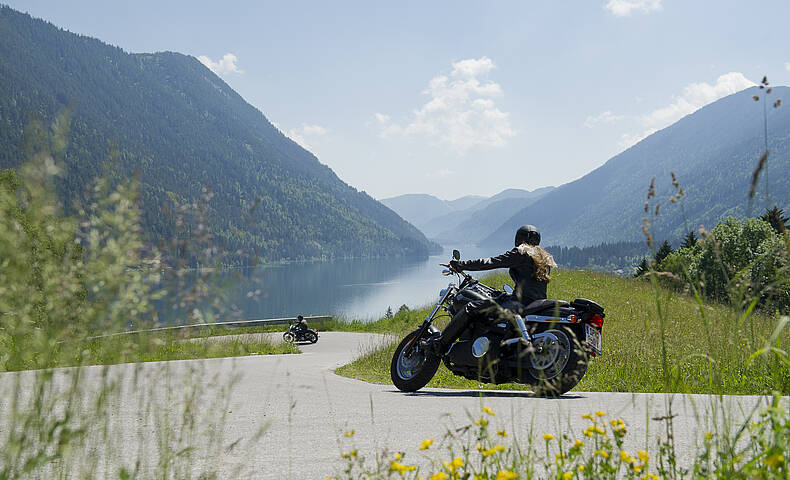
[283,332,296,343]
[390,330,441,392]
[526,325,588,397]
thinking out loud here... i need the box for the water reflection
[160,246,489,323]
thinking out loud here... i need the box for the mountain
[0,6,439,262]
[381,187,554,244]
[481,87,790,250]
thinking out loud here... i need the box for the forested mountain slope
[0,6,438,262]
[482,87,790,249]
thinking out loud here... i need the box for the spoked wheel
[305,331,318,344]
[390,330,441,392]
[283,332,296,343]
[526,325,588,397]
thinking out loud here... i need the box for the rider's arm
[457,248,530,271]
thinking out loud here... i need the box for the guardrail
[89,315,334,340]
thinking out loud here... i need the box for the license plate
[584,324,602,355]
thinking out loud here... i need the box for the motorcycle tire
[283,332,296,343]
[526,325,588,397]
[390,330,441,392]
[306,331,318,344]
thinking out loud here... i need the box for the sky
[6,0,790,200]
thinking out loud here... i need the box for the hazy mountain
[0,6,439,262]
[481,87,790,250]
[382,188,554,244]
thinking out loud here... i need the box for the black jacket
[457,248,548,305]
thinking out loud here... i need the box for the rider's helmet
[515,225,540,246]
[297,315,304,321]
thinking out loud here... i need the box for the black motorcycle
[283,321,319,344]
[390,250,604,396]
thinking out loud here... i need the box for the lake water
[167,246,492,323]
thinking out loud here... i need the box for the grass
[335,269,790,395]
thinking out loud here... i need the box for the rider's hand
[449,260,463,272]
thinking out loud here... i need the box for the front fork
[404,282,455,352]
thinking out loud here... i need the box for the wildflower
[597,449,610,459]
[633,465,642,474]
[577,465,585,471]
[344,429,355,437]
[620,451,635,463]
[394,453,403,460]
[542,433,554,441]
[476,418,489,427]
[562,472,573,480]
[765,454,785,468]
[390,461,416,473]
[341,449,358,459]
[430,472,449,480]
[582,413,594,420]
[496,445,505,452]
[483,406,496,416]
[497,429,508,437]
[583,426,594,437]
[596,411,606,417]
[704,432,712,440]
[476,444,483,451]
[420,438,434,450]
[573,440,584,449]
[594,427,605,435]
[641,474,659,480]
[443,457,464,472]
[556,452,567,460]
[482,447,498,457]
[637,450,649,463]
[495,470,517,480]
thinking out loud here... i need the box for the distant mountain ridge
[482,87,790,250]
[0,5,439,261]
[381,187,554,244]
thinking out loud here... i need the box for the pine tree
[654,240,673,265]
[681,230,698,249]
[634,258,649,277]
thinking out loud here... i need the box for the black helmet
[515,225,540,246]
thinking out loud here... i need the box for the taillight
[588,314,604,328]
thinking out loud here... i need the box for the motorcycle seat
[520,299,570,315]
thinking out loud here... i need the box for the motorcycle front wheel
[305,331,318,344]
[283,332,296,343]
[526,325,588,397]
[390,330,441,392]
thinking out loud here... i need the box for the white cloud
[584,110,624,128]
[605,0,662,17]
[373,56,516,154]
[619,72,755,149]
[425,168,456,178]
[285,124,328,150]
[197,53,243,76]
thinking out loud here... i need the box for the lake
[162,246,493,323]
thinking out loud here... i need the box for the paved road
[1,332,780,479]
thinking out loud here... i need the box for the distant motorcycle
[283,321,319,344]
[390,249,605,396]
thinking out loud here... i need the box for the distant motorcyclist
[430,225,557,354]
[295,314,308,332]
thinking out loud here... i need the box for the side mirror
[503,285,513,295]
[452,249,461,260]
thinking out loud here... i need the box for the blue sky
[7,0,790,200]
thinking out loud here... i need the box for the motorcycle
[283,321,319,344]
[390,249,605,396]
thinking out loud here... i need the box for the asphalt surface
[1,332,781,479]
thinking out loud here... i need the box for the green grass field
[335,269,790,395]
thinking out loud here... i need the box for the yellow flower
[494,470,517,480]
[430,473,449,480]
[573,440,584,449]
[542,433,554,441]
[582,413,594,420]
[583,426,594,437]
[562,472,573,480]
[704,432,713,440]
[619,451,635,463]
[476,418,489,427]
[482,447,497,457]
[483,406,496,416]
[341,449,358,459]
[443,457,464,472]
[577,465,585,471]
[476,444,483,451]
[594,427,605,435]
[556,452,567,460]
[633,465,642,474]
[420,438,434,450]
[495,445,505,452]
[390,461,416,473]
[637,450,649,463]
[497,429,508,437]
[344,429,355,437]
[765,453,785,468]
[395,453,403,460]
[597,449,609,459]
[595,411,606,417]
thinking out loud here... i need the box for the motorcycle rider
[295,314,308,333]
[430,225,557,355]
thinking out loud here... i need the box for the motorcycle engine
[444,332,503,382]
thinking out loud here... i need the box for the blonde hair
[517,244,557,282]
